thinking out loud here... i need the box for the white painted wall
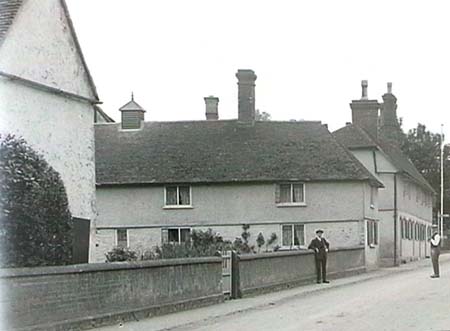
[96,182,369,227]
[0,0,97,259]
[93,181,373,262]
[349,147,433,266]
[0,0,94,99]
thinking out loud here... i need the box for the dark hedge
[0,134,73,267]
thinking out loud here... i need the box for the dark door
[72,218,90,264]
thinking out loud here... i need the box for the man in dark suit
[308,229,330,284]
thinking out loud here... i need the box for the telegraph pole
[440,124,444,243]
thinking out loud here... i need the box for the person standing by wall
[308,229,330,284]
[430,231,441,278]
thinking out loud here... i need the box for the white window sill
[163,205,194,210]
[276,202,306,208]
[278,245,307,251]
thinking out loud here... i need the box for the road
[97,256,450,331]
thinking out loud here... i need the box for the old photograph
[0,0,449,330]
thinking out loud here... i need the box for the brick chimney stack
[236,69,257,122]
[379,82,402,145]
[350,80,380,140]
[204,96,219,120]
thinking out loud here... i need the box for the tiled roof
[0,0,23,46]
[333,124,435,193]
[95,120,382,187]
[333,124,378,149]
[94,105,115,123]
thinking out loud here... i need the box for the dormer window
[164,185,192,208]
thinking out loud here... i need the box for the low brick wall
[237,246,365,296]
[0,257,223,331]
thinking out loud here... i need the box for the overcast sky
[66,0,450,136]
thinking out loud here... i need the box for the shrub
[0,134,73,267]
[138,229,232,260]
[105,246,138,262]
[233,224,255,254]
[266,232,278,252]
[256,232,265,253]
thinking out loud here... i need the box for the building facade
[0,0,99,262]
[94,70,382,269]
[334,81,434,266]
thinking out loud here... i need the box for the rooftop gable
[333,124,435,194]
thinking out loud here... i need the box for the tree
[401,123,450,214]
[255,109,271,121]
[0,134,73,267]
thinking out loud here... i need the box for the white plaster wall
[0,80,95,221]
[0,0,94,99]
[93,221,361,263]
[397,179,433,221]
[96,182,367,228]
[0,0,98,261]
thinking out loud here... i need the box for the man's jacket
[308,237,330,259]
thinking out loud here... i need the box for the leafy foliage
[105,246,138,262]
[233,224,255,254]
[266,232,278,252]
[255,109,271,121]
[401,123,450,213]
[0,134,73,267]
[256,232,265,252]
[137,229,231,260]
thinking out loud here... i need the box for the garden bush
[0,134,73,267]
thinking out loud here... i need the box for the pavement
[96,254,450,331]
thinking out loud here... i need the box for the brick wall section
[0,258,223,331]
[237,246,365,296]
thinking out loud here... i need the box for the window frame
[276,182,306,207]
[280,223,305,248]
[116,228,129,248]
[367,220,378,247]
[163,185,193,209]
[163,227,192,244]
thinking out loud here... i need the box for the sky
[66,0,450,136]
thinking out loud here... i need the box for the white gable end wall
[0,0,94,99]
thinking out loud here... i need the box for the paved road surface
[97,256,450,331]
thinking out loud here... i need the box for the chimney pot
[204,96,219,120]
[236,69,257,122]
[361,80,368,100]
[387,82,392,94]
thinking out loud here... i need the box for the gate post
[231,250,241,299]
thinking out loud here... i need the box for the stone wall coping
[0,256,222,278]
[239,245,365,261]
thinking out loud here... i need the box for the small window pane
[168,229,179,243]
[280,184,292,203]
[180,229,191,243]
[179,186,190,205]
[293,224,304,245]
[117,229,127,248]
[166,186,178,205]
[293,184,304,203]
[282,225,292,246]
[374,222,378,244]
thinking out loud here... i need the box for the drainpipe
[393,173,398,266]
